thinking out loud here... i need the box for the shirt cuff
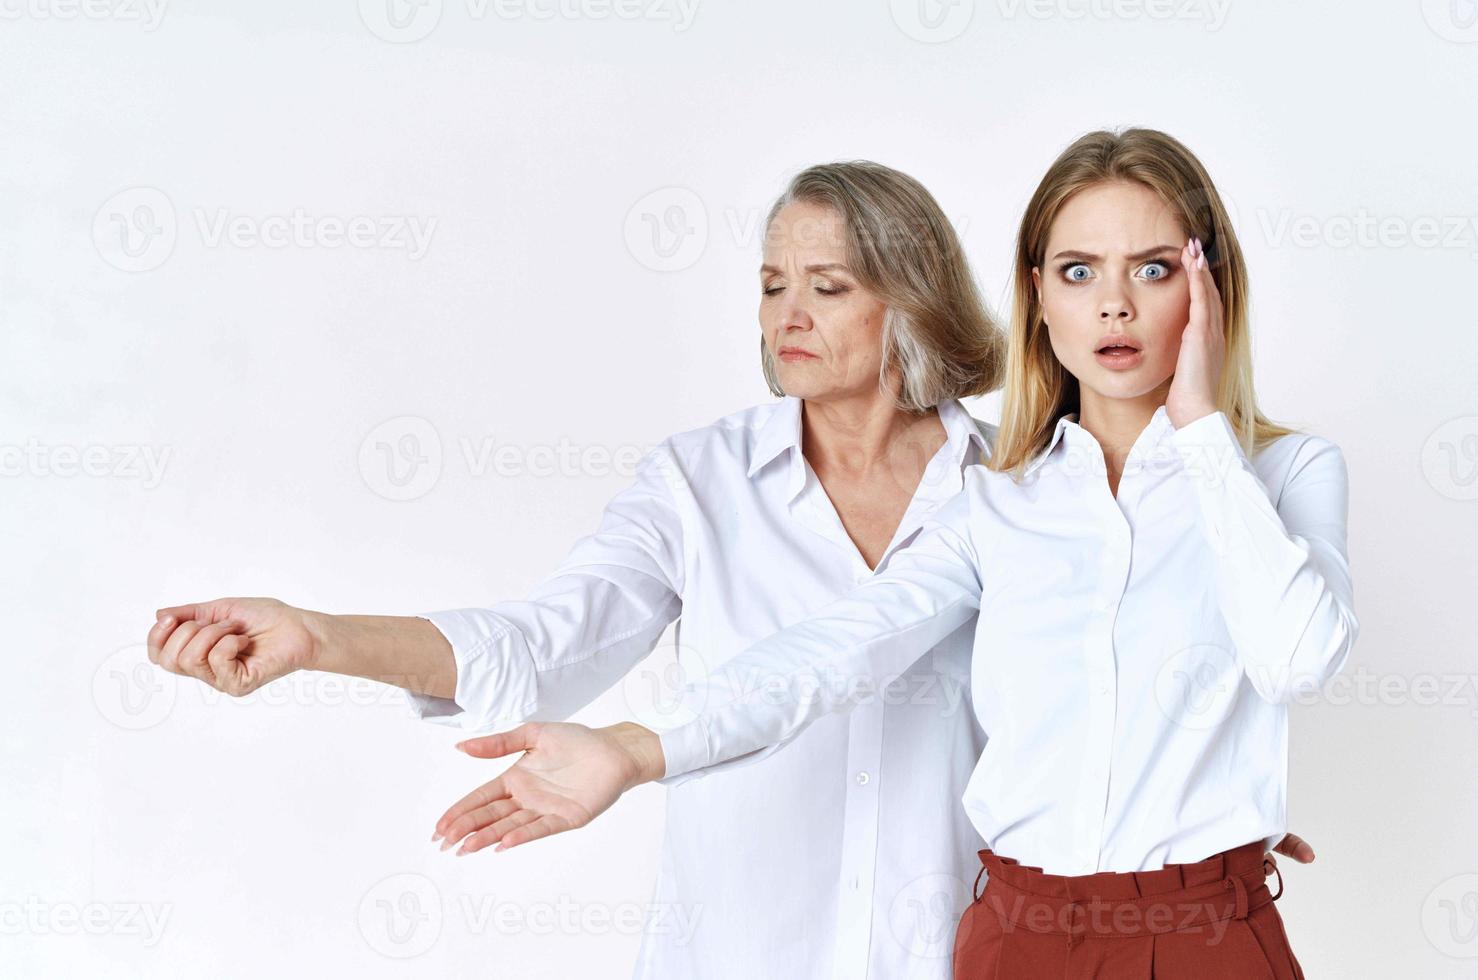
[1170,407,1245,478]
[653,718,713,786]
[1168,409,1242,458]
[400,609,539,733]
[1167,410,1259,553]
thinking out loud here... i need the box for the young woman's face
[760,201,892,402]
[1032,180,1193,404]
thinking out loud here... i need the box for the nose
[777,290,814,333]
[1098,289,1135,321]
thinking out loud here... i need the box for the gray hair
[759,161,1006,412]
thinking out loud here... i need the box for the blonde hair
[759,161,1006,413]
[990,128,1296,476]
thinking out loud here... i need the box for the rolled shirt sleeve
[403,442,687,732]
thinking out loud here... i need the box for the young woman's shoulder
[1253,427,1350,506]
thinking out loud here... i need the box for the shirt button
[855,771,870,785]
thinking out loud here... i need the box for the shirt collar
[1023,403,1176,478]
[746,395,988,480]
[747,395,805,478]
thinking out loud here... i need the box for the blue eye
[1061,263,1092,283]
[1139,261,1171,281]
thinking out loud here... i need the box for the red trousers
[953,840,1305,979]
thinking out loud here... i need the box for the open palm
[432,721,648,855]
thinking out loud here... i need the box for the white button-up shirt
[659,405,1358,878]
[404,395,996,979]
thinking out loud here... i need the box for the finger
[147,615,182,664]
[497,814,574,852]
[1274,832,1315,864]
[456,724,535,760]
[434,774,511,838]
[436,797,519,849]
[1194,240,1222,321]
[178,621,239,687]
[158,619,207,675]
[205,632,255,696]
[457,810,542,856]
[156,601,227,627]
[1185,238,1207,330]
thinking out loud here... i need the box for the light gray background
[4,1,1476,976]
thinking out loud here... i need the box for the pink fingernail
[1197,255,1207,270]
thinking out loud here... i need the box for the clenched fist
[148,597,323,696]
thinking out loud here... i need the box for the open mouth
[1095,336,1142,354]
[1094,337,1143,369]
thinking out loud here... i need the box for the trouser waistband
[971,841,1282,947]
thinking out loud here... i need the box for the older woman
[149,160,1310,980]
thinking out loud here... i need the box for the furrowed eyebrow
[1048,246,1180,263]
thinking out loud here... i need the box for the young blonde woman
[428,128,1354,976]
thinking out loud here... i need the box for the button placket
[832,700,884,979]
[1080,428,1131,872]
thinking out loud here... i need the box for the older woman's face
[760,201,891,402]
